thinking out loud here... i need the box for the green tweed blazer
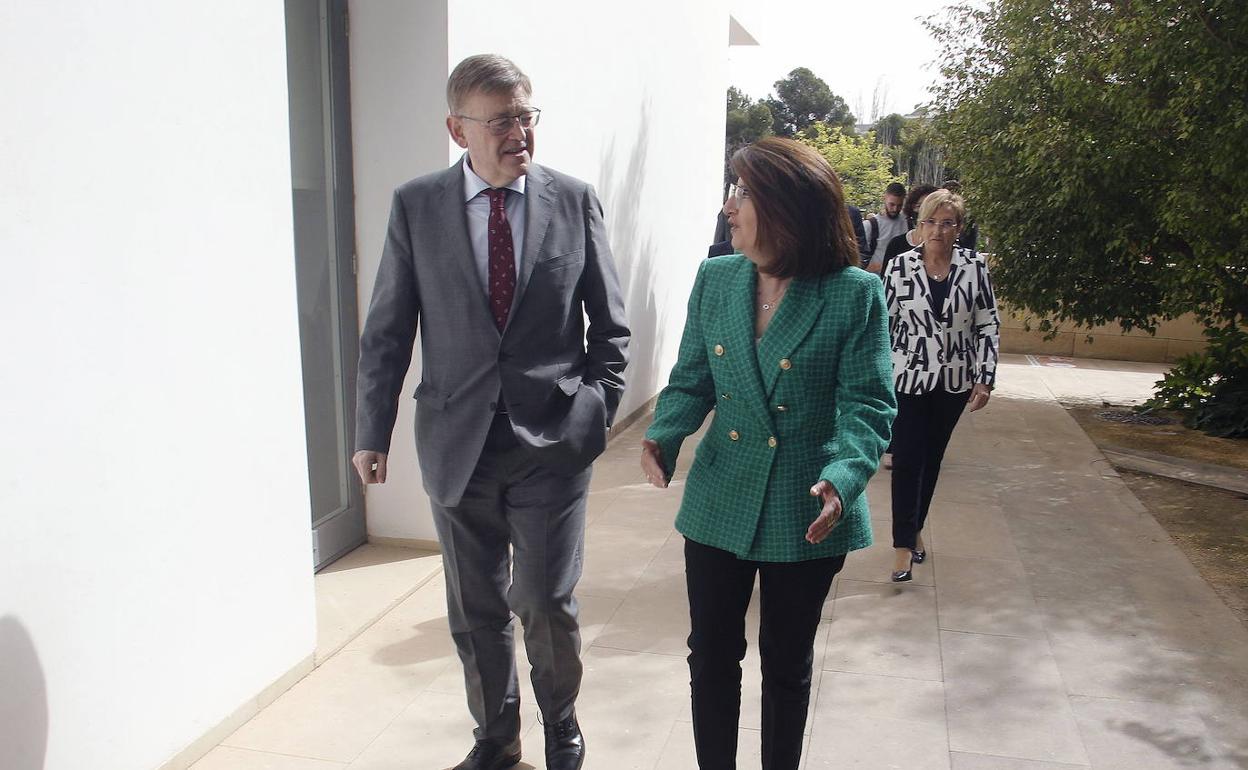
[646,255,896,562]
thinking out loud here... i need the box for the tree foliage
[872,111,950,186]
[797,123,904,211]
[765,67,856,137]
[930,0,1248,435]
[872,113,907,147]
[724,87,774,184]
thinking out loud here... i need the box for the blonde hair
[916,188,966,225]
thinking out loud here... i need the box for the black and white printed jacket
[882,246,1000,395]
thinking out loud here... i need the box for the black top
[881,231,917,277]
[848,205,868,259]
[927,273,951,319]
[884,231,915,262]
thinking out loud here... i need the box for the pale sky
[728,1,959,122]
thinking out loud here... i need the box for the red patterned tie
[486,188,516,331]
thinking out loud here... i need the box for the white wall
[352,0,729,540]
[349,0,451,542]
[0,4,316,769]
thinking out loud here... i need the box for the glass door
[285,0,365,570]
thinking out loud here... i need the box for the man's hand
[353,450,388,484]
[640,439,669,488]
[806,480,844,544]
[967,383,992,412]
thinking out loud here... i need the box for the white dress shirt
[462,155,526,296]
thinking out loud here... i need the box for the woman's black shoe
[891,558,914,582]
[911,549,927,564]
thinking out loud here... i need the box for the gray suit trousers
[430,413,590,742]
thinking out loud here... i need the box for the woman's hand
[806,480,844,544]
[967,383,992,412]
[640,439,669,488]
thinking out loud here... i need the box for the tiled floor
[192,355,1248,769]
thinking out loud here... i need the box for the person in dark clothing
[713,209,730,244]
[847,204,867,261]
[941,180,978,251]
[903,184,939,230]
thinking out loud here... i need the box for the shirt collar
[461,154,526,203]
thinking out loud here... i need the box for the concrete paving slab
[824,579,943,682]
[935,555,1047,639]
[1070,695,1236,770]
[950,752,1089,769]
[942,630,1089,765]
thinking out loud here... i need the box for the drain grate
[1095,409,1173,426]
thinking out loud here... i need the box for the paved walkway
[193,355,1248,769]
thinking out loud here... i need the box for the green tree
[797,122,903,211]
[897,116,949,186]
[930,0,1248,436]
[870,112,950,186]
[724,86,774,184]
[765,67,855,137]
[871,113,906,147]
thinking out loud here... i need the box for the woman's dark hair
[903,183,939,223]
[729,137,859,278]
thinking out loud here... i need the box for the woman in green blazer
[641,137,895,769]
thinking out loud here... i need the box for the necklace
[925,259,951,281]
[757,280,789,312]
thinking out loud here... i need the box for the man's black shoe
[452,738,521,770]
[544,715,585,770]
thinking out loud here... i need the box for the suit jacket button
[779,358,792,370]
[728,430,740,441]
[489,401,497,411]
[714,344,725,356]
[721,392,732,400]
[767,436,778,448]
[775,404,787,412]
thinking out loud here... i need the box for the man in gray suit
[352,54,629,770]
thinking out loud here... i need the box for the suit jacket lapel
[436,165,495,329]
[722,259,774,434]
[509,164,555,327]
[757,275,823,397]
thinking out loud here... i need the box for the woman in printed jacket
[640,137,895,769]
[883,188,1001,581]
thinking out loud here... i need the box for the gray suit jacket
[355,161,630,507]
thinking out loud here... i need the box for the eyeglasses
[919,219,960,230]
[456,109,541,136]
[727,183,751,202]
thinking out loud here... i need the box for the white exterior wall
[348,0,451,543]
[353,0,729,540]
[0,4,316,770]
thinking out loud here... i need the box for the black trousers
[684,538,846,770]
[890,386,970,549]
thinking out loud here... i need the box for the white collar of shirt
[461,154,526,202]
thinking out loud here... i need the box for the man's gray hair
[446,54,532,113]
